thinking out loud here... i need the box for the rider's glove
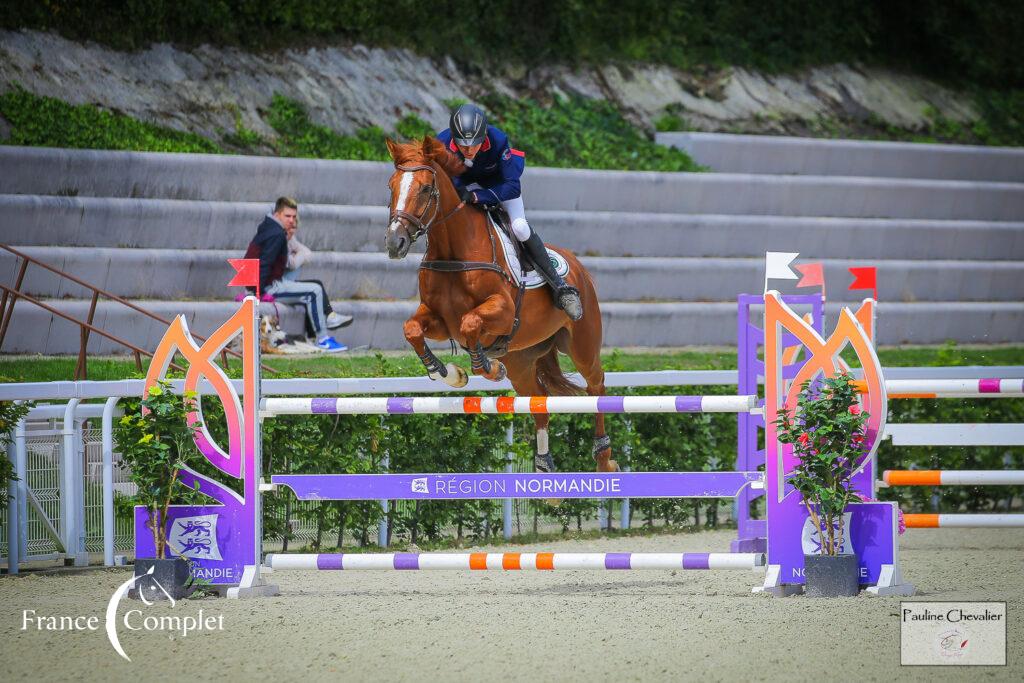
[458,187,477,204]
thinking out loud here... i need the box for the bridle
[389,163,464,240]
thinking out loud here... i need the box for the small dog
[259,313,323,354]
[259,314,289,354]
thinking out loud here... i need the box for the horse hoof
[486,361,507,382]
[444,363,469,388]
[534,453,556,473]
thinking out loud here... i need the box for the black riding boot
[522,231,583,321]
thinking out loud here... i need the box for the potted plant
[115,380,203,599]
[774,373,870,597]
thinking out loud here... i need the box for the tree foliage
[6,1,1022,87]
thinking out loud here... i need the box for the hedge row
[5,1,1022,88]
[176,387,1023,551]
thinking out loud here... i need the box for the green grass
[3,345,1022,385]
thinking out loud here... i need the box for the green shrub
[265,93,703,171]
[479,95,702,172]
[0,85,222,153]
[265,93,433,160]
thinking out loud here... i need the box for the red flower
[852,434,864,444]
[848,405,861,415]
[797,433,811,446]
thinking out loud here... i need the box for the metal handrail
[0,284,185,374]
[0,243,276,378]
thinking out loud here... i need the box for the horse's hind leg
[404,304,467,388]
[503,350,555,474]
[564,327,618,473]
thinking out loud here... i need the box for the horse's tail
[536,345,586,396]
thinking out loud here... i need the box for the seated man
[284,216,353,337]
[244,196,347,352]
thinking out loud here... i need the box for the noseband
[389,163,442,239]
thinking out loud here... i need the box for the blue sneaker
[316,336,348,353]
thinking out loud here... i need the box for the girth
[419,260,507,277]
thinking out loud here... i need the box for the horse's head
[384,137,466,259]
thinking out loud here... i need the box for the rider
[437,104,583,321]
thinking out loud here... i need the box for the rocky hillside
[0,29,986,148]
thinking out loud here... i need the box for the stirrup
[556,285,583,321]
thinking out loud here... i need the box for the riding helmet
[449,103,488,146]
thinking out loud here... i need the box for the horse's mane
[389,137,467,179]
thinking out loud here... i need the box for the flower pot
[129,557,197,600]
[803,553,860,597]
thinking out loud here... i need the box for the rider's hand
[458,187,477,204]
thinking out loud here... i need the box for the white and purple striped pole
[266,551,765,571]
[262,394,758,417]
[864,378,1024,399]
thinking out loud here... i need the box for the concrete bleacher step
[6,194,1024,261]
[3,147,1023,220]
[8,246,1024,304]
[6,298,1023,354]
[657,132,1024,182]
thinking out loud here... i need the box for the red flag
[228,259,260,296]
[848,266,878,301]
[795,262,824,294]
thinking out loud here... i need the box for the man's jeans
[266,278,329,337]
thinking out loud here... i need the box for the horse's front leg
[460,294,514,382]
[404,303,467,388]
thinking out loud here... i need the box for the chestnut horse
[383,137,616,474]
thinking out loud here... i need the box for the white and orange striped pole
[903,514,1024,528]
[882,470,1024,487]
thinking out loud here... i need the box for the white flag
[764,251,800,293]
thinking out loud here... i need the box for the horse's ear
[385,138,399,161]
[422,135,445,158]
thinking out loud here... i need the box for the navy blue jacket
[436,125,526,204]
[244,215,288,289]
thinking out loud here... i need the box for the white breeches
[502,196,531,241]
[466,184,531,241]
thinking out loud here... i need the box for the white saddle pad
[488,214,570,289]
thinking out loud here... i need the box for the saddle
[485,206,534,276]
